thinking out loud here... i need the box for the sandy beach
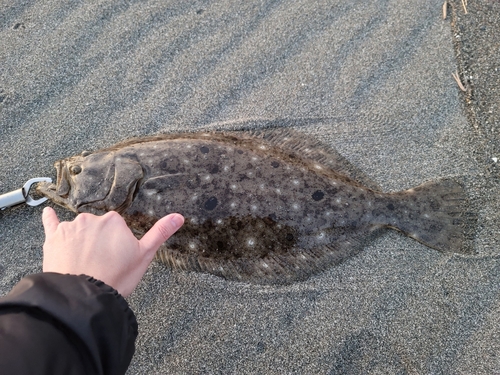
[1,1,498,373]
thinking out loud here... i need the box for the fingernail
[171,214,184,230]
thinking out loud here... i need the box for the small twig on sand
[452,71,467,92]
[443,1,447,19]
[461,0,468,14]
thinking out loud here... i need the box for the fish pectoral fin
[104,157,144,212]
[142,174,187,191]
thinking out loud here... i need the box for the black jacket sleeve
[0,273,138,375]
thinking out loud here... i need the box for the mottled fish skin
[37,130,472,284]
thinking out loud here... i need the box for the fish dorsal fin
[96,123,379,190]
[245,128,381,191]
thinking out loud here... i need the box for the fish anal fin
[155,226,374,284]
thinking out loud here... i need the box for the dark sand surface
[1,1,499,374]
[449,0,500,179]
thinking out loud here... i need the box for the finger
[98,211,124,226]
[102,211,122,220]
[139,213,184,255]
[42,207,60,236]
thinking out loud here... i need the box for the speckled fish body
[37,130,471,284]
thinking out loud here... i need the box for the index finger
[42,207,60,236]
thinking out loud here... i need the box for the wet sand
[1,1,498,373]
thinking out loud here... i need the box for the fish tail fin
[386,179,475,253]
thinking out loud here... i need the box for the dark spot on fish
[237,149,244,154]
[429,200,441,211]
[186,175,200,189]
[196,9,204,14]
[204,196,218,210]
[286,233,294,241]
[328,187,339,195]
[246,163,253,169]
[271,161,279,168]
[316,217,327,227]
[200,146,209,154]
[387,203,395,210]
[312,190,324,201]
[13,23,24,30]
[268,213,277,221]
[159,160,168,170]
[209,164,219,174]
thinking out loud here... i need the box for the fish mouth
[36,181,73,209]
[36,161,75,211]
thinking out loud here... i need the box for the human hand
[41,207,184,297]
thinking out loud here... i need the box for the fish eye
[81,151,92,157]
[70,165,82,175]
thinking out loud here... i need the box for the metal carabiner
[0,177,53,210]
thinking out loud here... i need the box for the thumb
[139,213,184,255]
[42,207,60,236]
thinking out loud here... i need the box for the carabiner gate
[0,177,52,210]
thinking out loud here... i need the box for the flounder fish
[37,129,472,284]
